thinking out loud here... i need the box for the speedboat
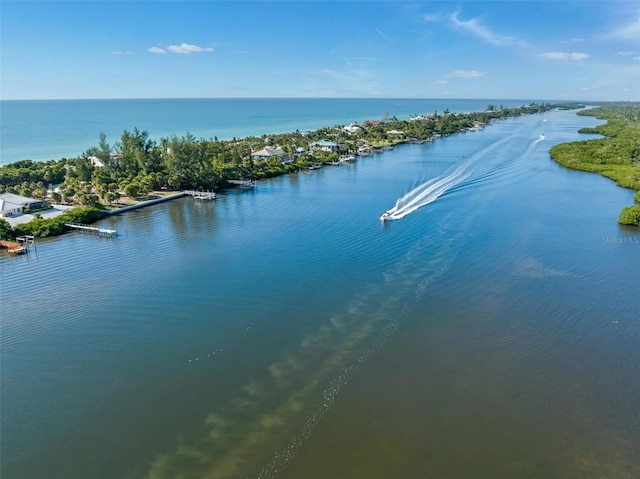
[380,211,392,221]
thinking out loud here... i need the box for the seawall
[104,192,186,216]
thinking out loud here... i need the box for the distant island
[1,103,556,241]
[550,103,640,226]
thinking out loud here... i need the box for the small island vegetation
[549,103,640,226]
[1,103,554,239]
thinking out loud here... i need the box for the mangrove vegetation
[549,103,640,226]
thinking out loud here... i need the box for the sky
[1,0,639,101]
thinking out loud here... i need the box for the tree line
[1,103,556,240]
[1,103,553,206]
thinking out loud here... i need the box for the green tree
[619,205,640,226]
[0,218,13,240]
[123,182,140,199]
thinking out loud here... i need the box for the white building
[342,123,361,135]
[309,140,340,153]
[251,146,292,164]
[0,193,46,218]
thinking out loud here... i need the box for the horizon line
[0,96,610,103]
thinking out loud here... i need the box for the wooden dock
[1,240,27,255]
[1,235,34,255]
[184,190,216,200]
[65,223,118,237]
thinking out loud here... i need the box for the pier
[228,179,256,190]
[1,235,34,255]
[184,190,217,200]
[65,223,118,237]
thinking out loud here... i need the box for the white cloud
[538,51,589,61]
[447,70,486,78]
[430,80,449,85]
[112,51,134,56]
[166,43,214,54]
[634,56,640,61]
[148,43,214,55]
[604,17,640,41]
[617,51,635,56]
[450,11,526,47]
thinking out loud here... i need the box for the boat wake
[381,160,473,221]
[381,133,545,221]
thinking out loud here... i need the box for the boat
[380,211,393,221]
[339,155,356,162]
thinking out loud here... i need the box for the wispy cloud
[447,70,486,78]
[111,51,134,56]
[307,66,382,97]
[604,16,640,41]
[617,51,635,56]
[423,12,444,23]
[450,11,526,47]
[538,51,589,61]
[148,43,214,55]
[374,27,391,41]
[430,80,449,85]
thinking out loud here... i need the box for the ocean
[1,98,537,165]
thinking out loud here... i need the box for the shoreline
[103,192,186,216]
[1,103,558,243]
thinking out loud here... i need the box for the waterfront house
[342,123,361,135]
[88,156,105,168]
[386,129,405,139]
[251,146,293,164]
[309,139,340,153]
[0,193,46,218]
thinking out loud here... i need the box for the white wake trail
[389,161,473,220]
[382,132,542,221]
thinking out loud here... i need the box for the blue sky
[1,1,639,100]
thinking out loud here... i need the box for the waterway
[1,108,638,478]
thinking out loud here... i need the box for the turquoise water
[1,98,536,164]
[1,107,639,478]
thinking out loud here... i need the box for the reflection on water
[1,109,638,479]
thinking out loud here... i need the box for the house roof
[310,139,339,147]
[1,198,25,214]
[343,123,361,133]
[0,193,39,207]
[88,155,105,167]
[252,146,287,157]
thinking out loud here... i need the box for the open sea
[2,98,535,165]
[1,99,639,478]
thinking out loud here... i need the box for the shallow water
[1,108,638,478]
